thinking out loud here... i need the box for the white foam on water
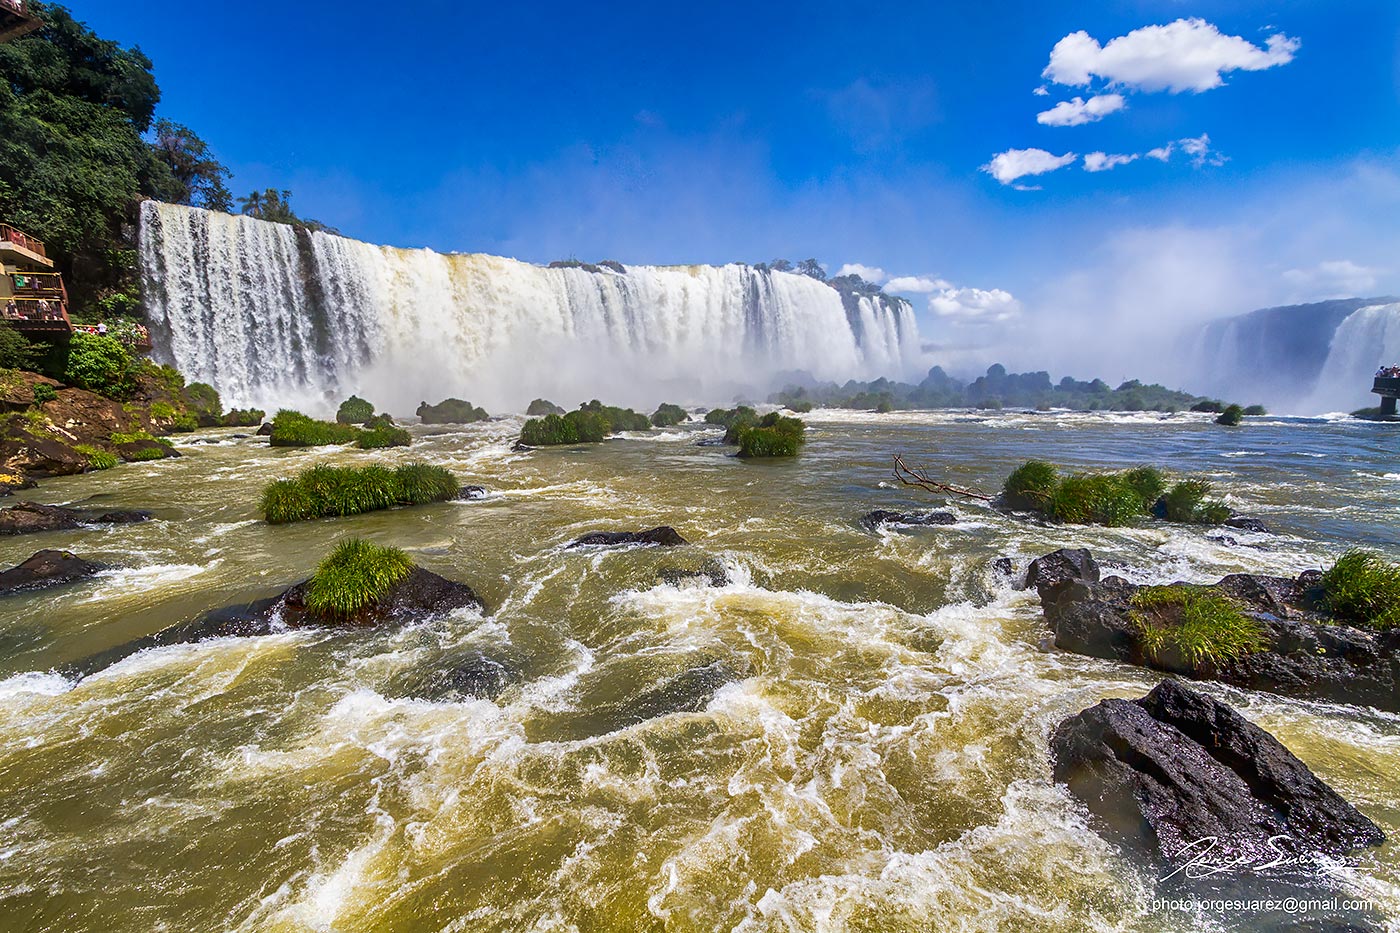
[0,671,74,701]
[75,560,222,604]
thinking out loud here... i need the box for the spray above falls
[137,202,924,414]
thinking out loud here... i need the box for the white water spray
[1307,303,1400,413]
[138,202,923,414]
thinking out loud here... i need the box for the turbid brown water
[0,409,1396,932]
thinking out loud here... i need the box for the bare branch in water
[892,454,994,501]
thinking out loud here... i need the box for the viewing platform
[1373,373,1400,418]
[0,0,40,44]
[0,221,72,340]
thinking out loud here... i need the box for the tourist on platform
[36,298,50,319]
[97,321,107,335]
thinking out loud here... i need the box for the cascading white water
[1306,302,1400,413]
[138,202,924,414]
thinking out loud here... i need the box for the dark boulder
[0,474,36,497]
[1224,516,1272,534]
[256,422,274,436]
[551,660,739,740]
[457,485,489,501]
[991,556,1016,576]
[1052,679,1383,867]
[567,526,687,549]
[0,549,102,595]
[0,501,153,535]
[389,654,519,702]
[658,559,731,588]
[1024,547,1100,598]
[859,509,957,531]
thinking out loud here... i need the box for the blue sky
[72,0,1400,376]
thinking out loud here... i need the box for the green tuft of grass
[1002,460,1059,511]
[1320,550,1400,629]
[394,462,460,504]
[1131,585,1268,671]
[1161,479,1231,525]
[304,539,415,619]
[1216,404,1244,426]
[224,408,266,427]
[259,462,459,524]
[358,424,411,449]
[651,403,687,427]
[74,444,117,471]
[1048,473,1144,526]
[269,409,364,447]
[125,446,170,462]
[1120,466,1167,511]
[336,395,375,424]
[734,412,805,458]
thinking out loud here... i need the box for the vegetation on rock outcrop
[417,398,489,424]
[518,400,650,446]
[304,538,415,619]
[260,462,459,524]
[1001,461,1230,527]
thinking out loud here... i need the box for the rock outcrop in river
[0,549,102,595]
[0,501,152,535]
[567,527,688,548]
[1030,548,1400,711]
[1052,679,1384,867]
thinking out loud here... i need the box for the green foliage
[124,445,169,461]
[1132,586,1267,671]
[109,429,167,445]
[579,399,650,432]
[223,408,265,427]
[1243,405,1268,416]
[237,188,338,234]
[0,328,41,369]
[182,381,220,417]
[149,401,176,420]
[416,398,489,423]
[519,408,611,446]
[1120,466,1167,510]
[336,395,375,424]
[526,398,565,417]
[169,412,198,432]
[1320,551,1400,629]
[784,399,814,413]
[1048,473,1145,527]
[304,539,415,619]
[268,409,363,448]
[1002,460,1059,511]
[1216,404,1244,426]
[1159,479,1234,525]
[363,413,395,430]
[650,403,687,427]
[735,413,805,458]
[705,405,757,429]
[359,424,411,449]
[147,119,232,211]
[259,462,459,524]
[31,383,57,404]
[62,333,134,398]
[1190,400,1226,413]
[74,444,116,470]
[874,396,895,413]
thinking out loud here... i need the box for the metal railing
[10,270,65,300]
[1,295,69,325]
[0,223,46,259]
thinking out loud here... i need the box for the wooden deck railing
[0,223,46,259]
[1,296,69,326]
[0,0,29,16]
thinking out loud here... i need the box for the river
[1,408,1397,931]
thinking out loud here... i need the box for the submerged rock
[551,660,739,740]
[1223,516,1272,534]
[859,509,957,531]
[567,526,688,549]
[658,559,731,588]
[389,653,519,701]
[1052,679,1384,867]
[456,485,489,501]
[1036,549,1400,711]
[0,501,152,535]
[0,549,102,595]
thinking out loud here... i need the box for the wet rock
[991,556,1016,576]
[390,653,519,701]
[1024,547,1100,598]
[0,435,89,477]
[552,660,739,740]
[511,441,534,452]
[0,549,102,595]
[0,501,153,535]
[859,509,957,531]
[0,473,36,497]
[1037,550,1400,711]
[114,439,180,462]
[658,559,731,588]
[567,526,688,549]
[256,422,274,436]
[1051,679,1384,867]
[1224,516,1271,534]
[456,485,488,501]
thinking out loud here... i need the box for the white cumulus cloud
[1043,18,1299,94]
[929,287,1021,323]
[1036,93,1126,126]
[835,263,886,283]
[1283,259,1384,298]
[1147,134,1226,167]
[982,148,1077,187]
[1083,151,1139,172]
[886,275,952,294]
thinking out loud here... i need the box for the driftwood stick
[892,454,994,501]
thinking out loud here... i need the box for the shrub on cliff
[260,462,459,524]
[0,328,41,370]
[416,398,489,423]
[651,403,687,427]
[336,395,375,424]
[62,333,134,399]
[734,413,805,458]
[304,539,415,619]
[1216,404,1244,426]
[183,382,222,420]
[31,383,57,404]
[526,398,565,417]
[268,409,363,447]
[1320,551,1400,629]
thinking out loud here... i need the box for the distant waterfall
[1307,303,1400,413]
[138,202,924,414]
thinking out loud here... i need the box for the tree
[796,258,825,280]
[770,259,793,272]
[148,119,232,211]
[238,187,338,234]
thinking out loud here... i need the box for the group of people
[1,297,58,320]
[1376,366,1400,379]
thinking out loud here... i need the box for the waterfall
[1306,303,1400,413]
[138,202,924,414]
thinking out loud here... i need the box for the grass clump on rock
[417,399,489,424]
[1000,461,1230,527]
[260,462,459,524]
[1216,404,1245,426]
[224,408,266,427]
[706,405,757,430]
[359,424,412,449]
[75,444,117,471]
[1160,479,1232,525]
[1131,585,1267,671]
[336,395,376,424]
[517,401,649,446]
[270,410,364,447]
[1048,473,1146,526]
[734,413,805,458]
[1002,460,1059,511]
[651,403,687,427]
[304,538,415,619]
[1320,550,1400,629]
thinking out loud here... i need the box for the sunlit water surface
[1,409,1397,932]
